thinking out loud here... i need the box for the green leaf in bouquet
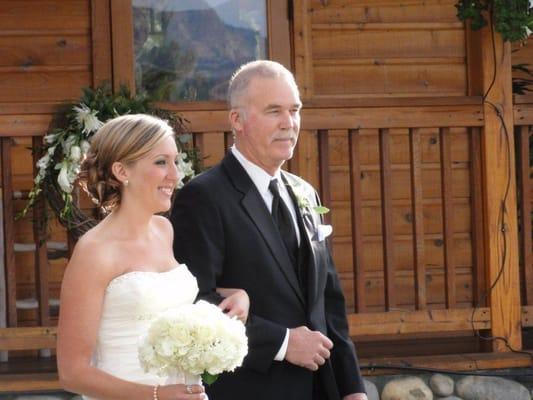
[201,371,219,385]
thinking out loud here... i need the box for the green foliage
[456,0,533,42]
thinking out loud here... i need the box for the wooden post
[110,0,135,93]
[469,23,522,351]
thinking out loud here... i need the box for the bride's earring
[124,179,129,187]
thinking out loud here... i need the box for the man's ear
[229,109,243,133]
[111,161,129,184]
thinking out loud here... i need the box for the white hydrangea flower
[73,103,104,134]
[138,300,248,380]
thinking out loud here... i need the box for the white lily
[73,103,104,134]
[57,163,73,193]
[70,145,81,162]
[80,140,91,155]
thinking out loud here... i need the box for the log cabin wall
[0,0,109,331]
[0,0,531,368]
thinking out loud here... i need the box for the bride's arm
[57,237,205,400]
[216,288,249,323]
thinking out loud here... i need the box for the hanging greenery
[19,83,201,240]
[456,0,533,42]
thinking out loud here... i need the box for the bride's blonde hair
[79,114,175,213]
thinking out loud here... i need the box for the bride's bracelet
[153,384,160,400]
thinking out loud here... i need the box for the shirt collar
[231,146,282,196]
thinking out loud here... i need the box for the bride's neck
[105,205,153,239]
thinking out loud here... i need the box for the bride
[57,114,249,400]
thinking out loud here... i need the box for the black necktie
[269,179,299,264]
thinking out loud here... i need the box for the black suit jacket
[171,152,365,400]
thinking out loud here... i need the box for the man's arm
[170,180,287,373]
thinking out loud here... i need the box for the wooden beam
[440,127,456,308]
[91,0,112,87]
[32,137,50,326]
[469,127,486,305]
[475,21,521,351]
[517,126,533,305]
[1,138,16,327]
[317,129,331,225]
[348,308,490,337]
[110,0,134,92]
[409,128,426,310]
[0,373,60,393]
[0,327,57,351]
[360,352,533,375]
[348,129,365,312]
[379,128,395,309]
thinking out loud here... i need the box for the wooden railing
[3,96,533,364]
[514,96,533,312]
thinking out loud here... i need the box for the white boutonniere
[287,181,330,216]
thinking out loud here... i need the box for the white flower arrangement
[138,300,248,384]
[20,84,200,234]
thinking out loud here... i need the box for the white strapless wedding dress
[83,265,199,400]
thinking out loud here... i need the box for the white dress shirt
[231,146,297,361]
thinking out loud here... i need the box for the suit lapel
[281,172,319,305]
[222,154,305,306]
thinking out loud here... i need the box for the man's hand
[285,326,333,371]
[343,394,368,400]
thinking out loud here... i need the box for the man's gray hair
[227,60,299,108]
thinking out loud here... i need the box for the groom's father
[171,60,367,400]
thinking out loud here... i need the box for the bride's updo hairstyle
[79,114,175,213]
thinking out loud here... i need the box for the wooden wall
[0,0,530,365]
[0,0,96,326]
[294,0,467,99]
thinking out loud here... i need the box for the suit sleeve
[314,192,366,396]
[171,179,287,374]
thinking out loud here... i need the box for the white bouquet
[138,300,248,385]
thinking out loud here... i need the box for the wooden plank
[110,0,134,92]
[0,327,57,350]
[0,163,5,361]
[360,352,533,375]
[477,26,522,351]
[379,128,395,309]
[223,131,233,153]
[469,127,486,305]
[312,22,464,31]
[312,29,464,59]
[90,0,112,86]
[310,0,459,24]
[0,115,55,137]
[0,70,91,102]
[293,0,314,98]
[0,1,90,31]
[521,305,533,327]
[440,127,456,308]
[348,308,490,336]
[268,0,292,69]
[314,57,465,66]
[317,129,331,225]
[517,126,533,305]
[348,129,365,312]
[313,64,466,96]
[1,138,16,327]
[0,373,60,393]
[178,105,484,133]
[32,137,50,326]
[409,128,426,309]
[0,35,90,67]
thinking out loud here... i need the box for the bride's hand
[216,288,249,323]
[157,383,206,399]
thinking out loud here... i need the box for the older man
[171,60,367,400]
